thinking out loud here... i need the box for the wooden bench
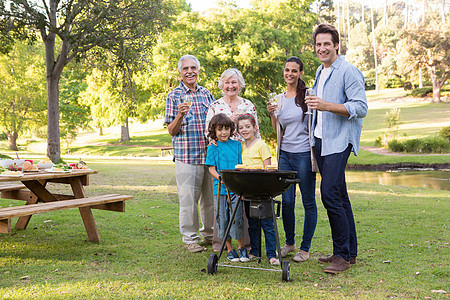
[0,183,27,192]
[0,194,133,242]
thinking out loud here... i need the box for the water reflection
[345,170,450,191]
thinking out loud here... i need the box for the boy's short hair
[207,113,235,141]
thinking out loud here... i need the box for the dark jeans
[314,138,357,261]
[244,202,277,260]
[279,150,317,252]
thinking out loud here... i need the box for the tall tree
[400,14,449,102]
[0,0,172,162]
[0,42,46,150]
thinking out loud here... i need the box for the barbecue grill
[207,169,300,281]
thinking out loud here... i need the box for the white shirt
[314,67,332,139]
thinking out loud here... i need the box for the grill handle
[283,178,301,184]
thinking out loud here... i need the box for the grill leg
[271,198,283,266]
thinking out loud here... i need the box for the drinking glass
[268,92,278,116]
[305,88,314,115]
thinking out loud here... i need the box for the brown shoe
[319,255,356,265]
[324,256,350,274]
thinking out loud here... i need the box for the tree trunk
[419,68,423,88]
[98,127,103,136]
[6,131,18,151]
[427,64,443,103]
[120,118,130,142]
[371,5,379,93]
[346,0,351,46]
[46,74,61,163]
[361,0,365,23]
[44,0,65,164]
[384,0,388,25]
[404,0,409,28]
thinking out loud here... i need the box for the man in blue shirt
[306,24,368,274]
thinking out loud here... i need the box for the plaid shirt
[165,81,215,164]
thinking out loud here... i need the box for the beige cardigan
[274,93,318,172]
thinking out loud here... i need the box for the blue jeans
[244,202,277,260]
[279,150,317,252]
[214,194,244,241]
[314,138,357,261]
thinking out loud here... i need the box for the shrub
[388,139,405,152]
[421,137,450,153]
[403,81,412,90]
[439,126,450,140]
[0,133,7,140]
[404,139,422,152]
[388,137,450,153]
[408,87,432,97]
[385,77,403,89]
[365,77,376,90]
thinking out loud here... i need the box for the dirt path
[360,146,450,156]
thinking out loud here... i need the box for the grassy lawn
[0,159,448,299]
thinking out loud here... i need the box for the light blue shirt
[205,139,242,195]
[311,55,368,156]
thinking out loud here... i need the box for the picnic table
[0,169,133,242]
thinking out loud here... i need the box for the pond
[345,170,450,191]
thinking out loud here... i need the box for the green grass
[0,159,448,299]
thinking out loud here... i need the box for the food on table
[235,164,246,169]
[8,163,22,171]
[2,170,23,176]
[265,164,278,170]
[53,168,64,172]
[22,161,35,171]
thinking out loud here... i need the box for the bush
[365,77,376,90]
[387,139,405,152]
[439,126,450,140]
[404,139,422,152]
[388,137,450,153]
[385,77,403,89]
[408,87,432,97]
[403,81,412,90]
[421,137,450,153]
[0,133,7,140]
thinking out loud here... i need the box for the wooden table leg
[70,177,101,243]
[16,180,54,230]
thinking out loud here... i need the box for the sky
[186,0,251,12]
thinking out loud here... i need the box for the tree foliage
[399,15,449,102]
[0,42,46,150]
[0,0,174,161]
[149,0,318,139]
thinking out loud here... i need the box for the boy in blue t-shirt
[205,113,249,262]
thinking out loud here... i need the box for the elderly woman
[205,68,258,252]
[205,68,260,141]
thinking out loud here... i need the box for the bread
[235,164,246,169]
[22,161,32,171]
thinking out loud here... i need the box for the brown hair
[313,24,340,47]
[237,114,256,129]
[285,56,307,122]
[207,113,235,141]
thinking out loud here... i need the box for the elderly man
[164,54,215,252]
[305,24,368,273]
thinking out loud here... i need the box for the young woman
[266,57,317,263]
